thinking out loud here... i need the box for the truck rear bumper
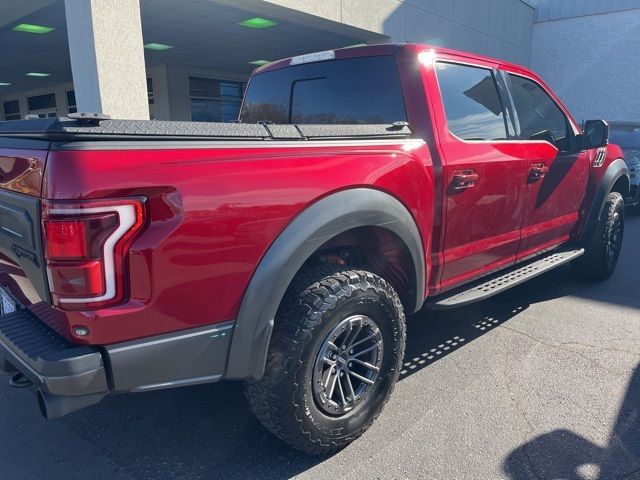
[0,306,234,419]
[0,308,109,418]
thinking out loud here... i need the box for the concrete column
[64,0,149,119]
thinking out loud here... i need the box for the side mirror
[582,119,609,149]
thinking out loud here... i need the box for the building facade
[0,0,535,121]
[529,0,640,122]
[0,0,637,123]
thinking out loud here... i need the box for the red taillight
[48,260,105,296]
[42,198,146,310]
[45,213,118,260]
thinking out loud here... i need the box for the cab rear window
[240,56,407,125]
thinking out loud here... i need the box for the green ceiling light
[144,43,173,51]
[26,72,50,77]
[0,83,11,86]
[237,17,277,29]
[13,23,55,34]
[249,59,270,66]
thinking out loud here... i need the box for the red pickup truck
[0,44,630,454]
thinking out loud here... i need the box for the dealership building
[0,0,638,123]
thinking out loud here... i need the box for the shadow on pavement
[503,362,640,480]
[55,266,572,480]
[5,216,638,480]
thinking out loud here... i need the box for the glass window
[28,93,56,111]
[146,77,155,120]
[3,100,21,121]
[146,77,154,105]
[610,125,640,149]
[240,56,407,124]
[189,77,244,122]
[506,73,569,148]
[66,90,77,114]
[435,62,507,141]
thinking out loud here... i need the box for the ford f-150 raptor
[0,44,629,454]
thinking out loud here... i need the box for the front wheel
[245,267,405,455]
[572,191,625,281]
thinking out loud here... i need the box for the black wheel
[245,266,405,455]
[572,191,625,281]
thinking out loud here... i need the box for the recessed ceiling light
[237,17,277,29]
[26,72,50,77]
[144,43,173,51]
[249,60,270,66]
[0,82,11,86]
[13,23,55,34]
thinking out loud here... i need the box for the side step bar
[427,248,585,309]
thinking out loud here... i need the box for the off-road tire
[572,191,625,281]
[245,266,405,455]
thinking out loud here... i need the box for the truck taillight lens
[42,198,146,309]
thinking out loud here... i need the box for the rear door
[426,57,529,290]
[502,72,589,259]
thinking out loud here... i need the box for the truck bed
[0,117,412,142]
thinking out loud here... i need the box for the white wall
[266,0,535,65]
[65,0,149,119]
[531,8,640,122]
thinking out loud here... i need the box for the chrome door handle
[451,170,479,190]
[529,163,549,181]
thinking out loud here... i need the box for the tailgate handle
[451,170,479,190]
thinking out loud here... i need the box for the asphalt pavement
[1,216,639,480]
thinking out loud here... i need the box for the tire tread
[245,265,405,455]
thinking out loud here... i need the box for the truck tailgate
[0,139,50,305]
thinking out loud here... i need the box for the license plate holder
[0,287,17,315]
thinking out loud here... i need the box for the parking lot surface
[1,217,639,480]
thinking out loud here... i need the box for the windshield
[609,125,640,149]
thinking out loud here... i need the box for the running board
[427,248,585,309]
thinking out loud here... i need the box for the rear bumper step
[0,306,235,419]
[0,308,109,418]
[428,248,585,309]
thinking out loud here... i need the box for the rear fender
[225,188,425,381]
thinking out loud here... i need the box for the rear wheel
[572,191,625,281]
[245,266,405,455]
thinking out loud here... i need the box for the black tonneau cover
[0,117,411,142]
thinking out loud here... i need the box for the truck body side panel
[43,141,434,345]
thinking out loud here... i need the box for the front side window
[240,56,407,124]
[435,62,507,141]
[505,73,569,149]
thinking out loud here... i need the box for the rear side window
[505,73,568,146]
[240,56,407,124]
[435,62,507,141]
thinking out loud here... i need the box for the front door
[502,72,589,259]
[428,59,529,290]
